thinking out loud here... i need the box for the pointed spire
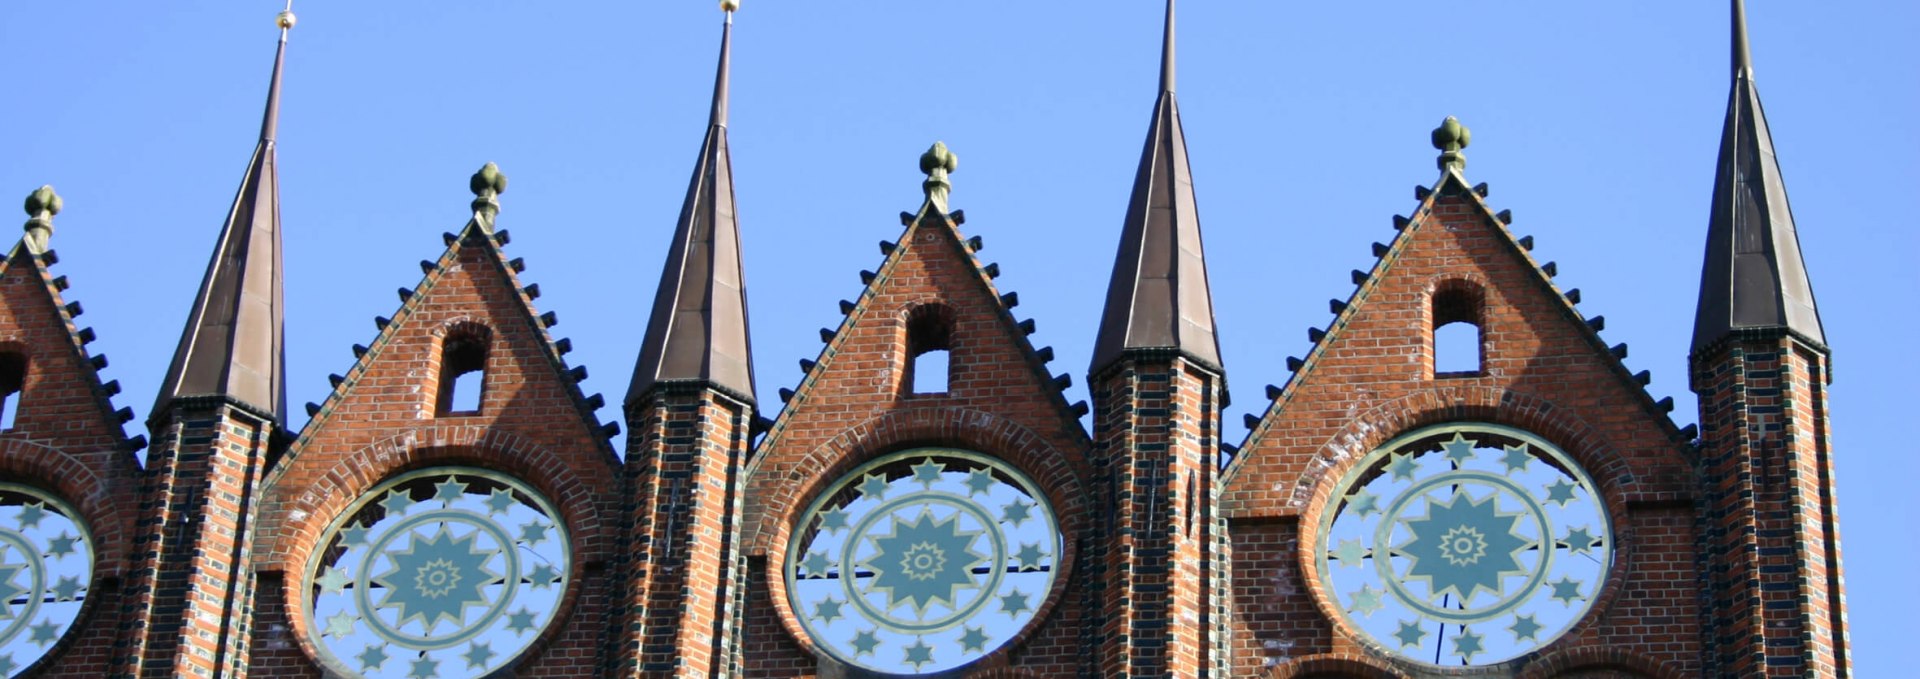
[629,1,757,406]
[154,6,295,423]
[1691,0,1825,354]
[1092,0,1221,373]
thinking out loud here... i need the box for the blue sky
[3,1,1914,674]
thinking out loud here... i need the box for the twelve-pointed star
[910,459,946,489]
[1562,526,1601,555]
[433,477,469,504]
[1442,434,1479,465]
[380,489,415,516]
[858,474,890,500]
[813,596,845,623]
[371,526,502,631]
[958,625,990,653]
[859,510,985,616]
[1385,452,1420,481]
[15,502,47,530]
[1510,613,1544,641]
[316,565,352,595]
[506,607,539,635]
[1348,584,1384,616]
[1345,490,1381,518]
[45,531,79,559]
[463,641,497,670]
[49,575,81,602]
[1543,479,1579,507]
[964,469,996,497]
[1014,542,1048,571]
[357,643,389,671]
[818,508,850,534]
[1330,539,1370,568]
[1453,627,1485,662]
[485,488,517,515]
[408,656,438,679]
[1002,499,1034,526]
[1398,489,1533,601]
[849,629,880,658]
[28,619,59,647]
[1549,576,1584,605]
[998,589,1031,618]
[1393,620,1427,648]
[902,638,936,669]
[1501,444,1533,474]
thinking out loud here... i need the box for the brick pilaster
[1092,355,1226,678]
[1694,335,1850,677]
[615,386,752,677]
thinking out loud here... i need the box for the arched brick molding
[1264,652,1408,679]
[0,437,130,572]
[1517,646,1679,679]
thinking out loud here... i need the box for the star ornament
[371,526,502,631]
[849,629,881,658]
[1398,490,1532,602]
[860,510,985,616]
[1441,434,1479,466]
[958,625,991,653]
[910,458,946,489]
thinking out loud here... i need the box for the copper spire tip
[720,0,740,12]
[1431,116,1471,173]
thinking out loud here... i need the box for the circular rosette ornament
[0,484,92,676]
[786,449,1061,674]
[1315,424,1611,666]
[304,468,569,678]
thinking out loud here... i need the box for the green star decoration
[1543,478,1578,507]
[800,551,831,578]
[340,522,372,547]
[1501,444,1533,474]
[433,477,469,504]
[1510,614,1544,641]
[1330,539,1370,567]
[49,575,81,602]
[1442,434,1479,465]
[371,525,502,631]
[1398,489,1533,601]
[324,610,358,638]
[910,458,946,489]
[316,565,352,595]
[357,644,389,671]
[849,629,880,658]
[519,521,553,546]
[506,608,538,635]
[813,597,845,623]
[0,562,25,619]
[28,619,59,647]
[860,510,986,615]
[858,473,890,500]
[527,563,561,589]
[958,625,990,653]
[1014,542,1048,571]
[485,488,517,515]
[0,655,15,676]
[380,489,415,516]
[1393,620,1427,648]
[902,638,936,669]
[1562,526,1600,555]
[1550,576,1584,605]
[1345,490,1381,517]
[818,508,849,534]
[1385,452,1419,481]
[408,655,438,679]
[998,589,1032,618]
[463,641,497,670]
[1348,584,1384,617]
[15,502,46,530]
[1002,499,1034,526]
[964,469,996,496]
[45,531,78,559]
[1453,627,1485,663]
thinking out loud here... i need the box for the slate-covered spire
[154,8,297,423]
[1691,0,1824,354]
[629,2,757,406]
[1092,0,1222,373]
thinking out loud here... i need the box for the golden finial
[720,0,741,12]
[277,0,296,31]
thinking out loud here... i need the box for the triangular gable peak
[743,144,1090,554]
[1221,121,1688,519]
[0,243,137,457]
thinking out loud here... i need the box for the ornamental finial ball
[24,186,61,219]
[720,0,740,12]
[1431,116,1470,152]
[277,10,297,30]
[471,162,508,197]
[920,142,958,176]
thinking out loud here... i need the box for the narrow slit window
[1432,282,1485,377]
[436,326,490,416]
[903,304,955,395]
[0,352,23,430]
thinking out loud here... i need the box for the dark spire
[629,2,757,407]
[1691,0,1825,355]
[1092,0,1221,373]
[154,8,296,423]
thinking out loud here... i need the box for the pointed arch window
[436,323,492,416]
[1432,280,1486,378]
[902,304,955,395]
[0,351,26,430]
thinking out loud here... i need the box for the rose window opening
[785,449,1063,675]
[1315,423,1612,667]
[303,468,570,679]
[0,484,93,677]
